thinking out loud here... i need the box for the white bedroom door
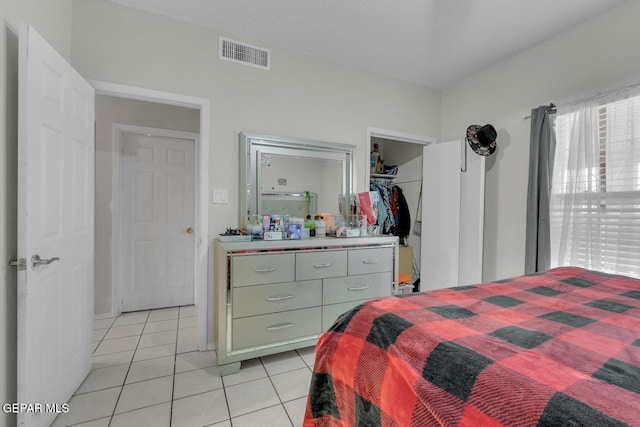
[120,130,196,311]
[421,139,485,290]
[17,24,95,427]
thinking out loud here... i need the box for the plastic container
[315,217,326,237]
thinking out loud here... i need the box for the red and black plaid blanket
[304,267,640,426]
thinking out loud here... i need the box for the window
[550,92,640,278]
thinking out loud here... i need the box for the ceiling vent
[219,37,270,70]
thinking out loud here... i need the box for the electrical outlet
[277,178,287,186]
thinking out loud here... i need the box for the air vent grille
[219,37,270,70]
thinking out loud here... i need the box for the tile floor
[51,306,314,427]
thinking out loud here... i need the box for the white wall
[0,1,73,424]
[441,0,640,281]
[94,95,200,317]
[70,0,441,344]
[70,0,442,240]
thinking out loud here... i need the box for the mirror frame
[239,132,356,227]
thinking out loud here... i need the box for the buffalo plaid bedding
[304,267,640,426]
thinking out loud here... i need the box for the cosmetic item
[288,224,302,240]
[360,215,368,236]
[251,217,262,240]
[271,215,281,231]
[318,213,334,231]
[263,231,283,241]
[315,216,326,237]
[305,216,316,237]
[287,217,303,240]
[346,228,360,238]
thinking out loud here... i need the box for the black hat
[466,124,497,156]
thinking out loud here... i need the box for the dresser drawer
[348,247,394,275]
[232,280,321,318]
[231,253,295,287]
[322,300,366,331]
[232,307,321,350]
[323,272,392,305]
[296,250,347,280]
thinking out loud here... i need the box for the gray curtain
[525,105,556,274]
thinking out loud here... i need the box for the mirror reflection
[239,133,355,228]
[260,154,342,215]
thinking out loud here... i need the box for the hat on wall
[466,124,497,156]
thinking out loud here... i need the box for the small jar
[315,217,326,237]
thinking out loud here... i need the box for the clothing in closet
[370,180,411,241]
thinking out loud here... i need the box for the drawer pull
[347,284,371,292]
[266,322,295,331]
[313,262,332,268]
[255,266,277,273]
[266,294,295,302]
[362,259,379,264]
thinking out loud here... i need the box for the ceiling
[106,0,626,89]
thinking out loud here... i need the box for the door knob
[31,255,60,268]
[185,227,194,234]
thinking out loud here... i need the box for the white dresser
[214,236,399,375]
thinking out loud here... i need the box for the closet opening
[366,128,435,293]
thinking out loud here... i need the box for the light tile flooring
[52,306,314,427]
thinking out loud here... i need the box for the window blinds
[550,93,640,278]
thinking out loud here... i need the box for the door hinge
[9,258,27,271]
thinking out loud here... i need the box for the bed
[304,267,640,426]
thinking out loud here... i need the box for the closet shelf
[370,173,397,180]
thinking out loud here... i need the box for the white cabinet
[421,139,485,290]
[214,236,398,375]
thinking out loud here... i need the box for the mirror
[239,132,356,227]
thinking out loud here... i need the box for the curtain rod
[522,104,556,120]
[522,81,640,120]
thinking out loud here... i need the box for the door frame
[365,126,435,184]
[91,80,211,351]
[366,127,435,288]
[115,124,199,312]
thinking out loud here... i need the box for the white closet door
[421,140,462,290]
[421,140,485,290]
[458,146,485,286]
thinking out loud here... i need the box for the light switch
[212,189,228,204]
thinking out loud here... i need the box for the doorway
[366,127,435,290]
[92,81,211,351]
